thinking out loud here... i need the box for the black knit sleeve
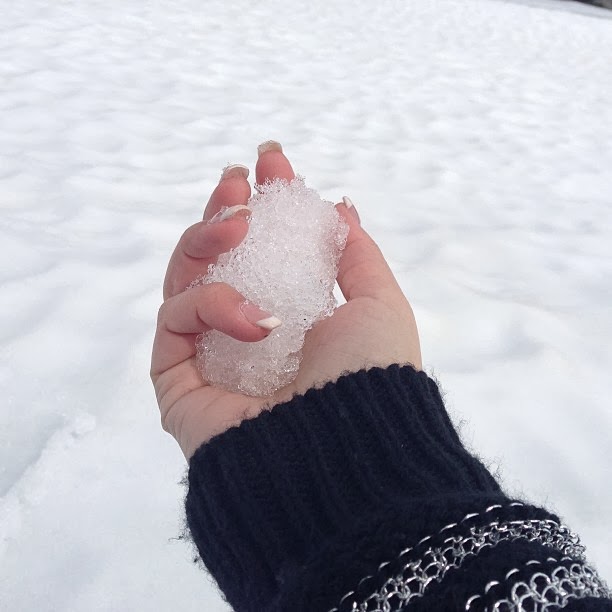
[185,365,611,611]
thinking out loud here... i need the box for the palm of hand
[160,295,419,458]
[152,146,421,459]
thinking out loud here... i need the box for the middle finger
[204,164,251,221]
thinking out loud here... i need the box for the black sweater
[185,365,611,611]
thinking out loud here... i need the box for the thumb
[336,200,403,302]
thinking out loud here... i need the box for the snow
[1,0,611,609]
[197,176,347,397]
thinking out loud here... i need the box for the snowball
[193,176,348,397]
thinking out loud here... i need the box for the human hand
[151,142,422,459]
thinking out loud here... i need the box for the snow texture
[1,0,611,610]
[194,177,347,397]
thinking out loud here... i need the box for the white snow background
[1,0,611,609]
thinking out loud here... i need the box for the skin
[151,145,422,459]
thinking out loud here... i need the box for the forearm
[185,365,611,611]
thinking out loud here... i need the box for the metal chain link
[329,511,586,612]
[466,559,611,611]
[329,503,523,612]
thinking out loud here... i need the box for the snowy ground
[1,0,611,609]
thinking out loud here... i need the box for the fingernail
[342,196,361,224]
[241,302,282,331]
[257,140,283,157]
[221,164,249,181]
[208,205,251,224]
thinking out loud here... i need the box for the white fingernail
[221,164,249,181]
[241,302,283,330]
[254,316,282,331]
[257,140,283,157]
[342,196,354,209]
[208,205,251,224]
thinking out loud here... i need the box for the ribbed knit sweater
[185,365,611,611]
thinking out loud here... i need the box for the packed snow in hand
[193,177,348,396]
[3,1,612,608]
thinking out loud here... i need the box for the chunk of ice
[193,176,348,397]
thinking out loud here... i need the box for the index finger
[255,141,295,184]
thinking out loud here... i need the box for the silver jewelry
[465,558,611,611]
[328,504,600,612]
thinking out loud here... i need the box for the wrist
[185,365,502,611]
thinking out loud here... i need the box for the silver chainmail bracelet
[327,503,610,612]
[465,557,611,611]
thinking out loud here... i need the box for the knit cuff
[185,365,504,610]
